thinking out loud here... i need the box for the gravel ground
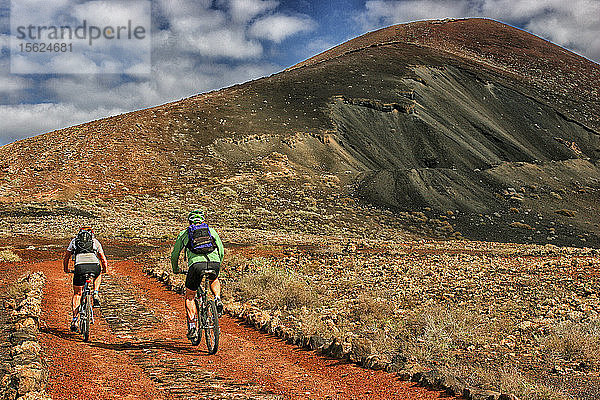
[2,247,458,400]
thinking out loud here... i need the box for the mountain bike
[77,272,96,342]
[181,268,220,354]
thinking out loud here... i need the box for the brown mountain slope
[290,18,600,132]
[1,18,599,246]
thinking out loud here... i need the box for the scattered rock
[554,209,576,217]
[1,272,50,400]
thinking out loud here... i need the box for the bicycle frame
[196,276,209,314]
[183,269,219,354]
[79,273,96,342]
[81,275,95,321]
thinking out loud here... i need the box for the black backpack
[74,230,94,254]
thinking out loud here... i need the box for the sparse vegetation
[221,241,600,400]
[233,263,318,310]
[543,320,600,370]
[3,278,30,303]
[0,249,21,262]
[395,305,478,365]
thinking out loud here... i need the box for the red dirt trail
[20,257,458,400]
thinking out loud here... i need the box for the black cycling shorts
[73,263,101,287]
[185,261,220,291]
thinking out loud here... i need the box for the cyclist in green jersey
[171,210,225,339]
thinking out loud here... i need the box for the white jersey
[67,238,105,266]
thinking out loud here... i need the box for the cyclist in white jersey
[63,227,108,332]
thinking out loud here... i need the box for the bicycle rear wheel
[203,300,219,354]
[80,295,91,342]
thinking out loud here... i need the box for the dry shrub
[235,264,317,310]
[349,293,394,323]
[543,320,600,370]
[498,368,568,400]
[4,280,30,302]
[0,249,21,262]
[223,253,248,270]
[443,365,568,400]
[219,186,238,198]
[299,260,323,275]
[396,305,479,365]
[299,311,329,336]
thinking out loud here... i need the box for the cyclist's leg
[72,285,83,318]
[184,263,203,332]
[207,262,221,297]
[93,273,102,293]
[209,278,221,298]
[184,289,197,322]
[206,262,223,314]
[74,263,101,307]
[72,265,87,317]
[92,268,102,306]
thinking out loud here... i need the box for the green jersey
[171,226,224,273]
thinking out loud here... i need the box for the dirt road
[17,255,456,400]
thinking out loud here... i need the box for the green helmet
[187,210,205,224]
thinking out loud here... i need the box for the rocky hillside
[1,18,599,246]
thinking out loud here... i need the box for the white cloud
[71,0,151,27]
[9,54,47,74]
[249,14,316,43]
[48,53,102,74]
[10,0,151,74]
[0,103,124,144]
[156,0,264,59]
[182,28,263,59]
[0,34,8,50]
[10,0,72,27]
[357,0,600,62]
[226,0,279,23]
[305,38,336,55]
[0,74,30,93]
[359,0,472,26]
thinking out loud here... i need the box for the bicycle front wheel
[203,300,219,354]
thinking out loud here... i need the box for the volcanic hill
[1,18,599,246]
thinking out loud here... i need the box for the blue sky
[1,0,599,145]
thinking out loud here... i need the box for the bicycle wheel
[190,298,201,346]
[80,295,91,342]
[203,300,219,354]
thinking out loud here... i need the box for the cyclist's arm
[171,230,185,273]
[95,240,108,272]
[63,250,72,273]
[98,251,108,273]
[212,229,225,263]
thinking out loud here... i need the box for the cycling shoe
[215,298,224,316]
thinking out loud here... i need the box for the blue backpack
[186,223,216,254]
